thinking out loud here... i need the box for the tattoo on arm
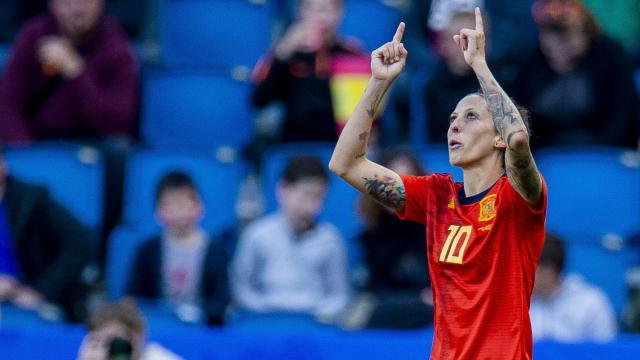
[366,87,385,119]
[354,152,365,159]
[362,174,406,210]
[359,131,368,141]
[476,75,523,138]
[507,152,541,202]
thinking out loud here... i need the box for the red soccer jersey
[398,174,547,360]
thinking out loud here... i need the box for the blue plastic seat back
[106,225,154,300]
[415,144,462,182]
[159,0,275,71]
[141,71,253,149]
[536,146,640,238]
[340,0,399,51]
[4,143,104,232]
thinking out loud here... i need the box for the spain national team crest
[479,194,497,222]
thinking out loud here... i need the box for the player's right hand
[371,22,408,82]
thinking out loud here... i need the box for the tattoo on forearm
[477,75,523,137]
[354,152,365,159]
[359,131,368,141]
[366,88,385,119]
[362,175,406,209]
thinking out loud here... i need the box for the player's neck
[462,163,504,198]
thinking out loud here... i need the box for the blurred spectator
[0,145,94,322]
[0,0,141,261]
[513,0,639,148]
[0,0,139,144]
[345,148,432,329]
[530,233,617,343]
[77,299,182,360]
[231,156,350,323]
[423,11,479,144]
[581,0,640,57]
[127,172,230,326]
[249,0,369,164]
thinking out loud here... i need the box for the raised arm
[329,23,409,211]
[456,8,542,203]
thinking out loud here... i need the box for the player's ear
[493,135,506,150]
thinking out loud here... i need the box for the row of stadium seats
[6,142,640,315]
[157,0,399,73]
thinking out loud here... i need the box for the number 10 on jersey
[439,225,473,264]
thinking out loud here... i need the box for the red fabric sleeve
[396,174,432,224]
[504,175,548,223]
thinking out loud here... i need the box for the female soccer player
[329,8,546,360]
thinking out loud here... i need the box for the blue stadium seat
[159,0,275,72]
[562,236,635,316]
[122,148,244,233]
[536,146,640,239]
[408,68,435,147]
[141,70,253,149]
[0,43,9,73]
[260,143,363,261]
[106,225,153,299]
[4,143,105,233]
[340,0,400,51]
[415,144,462,182]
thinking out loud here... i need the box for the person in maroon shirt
[0,0,139,144]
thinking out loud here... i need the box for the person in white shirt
[530,233,617,343]
[231,156,350,323]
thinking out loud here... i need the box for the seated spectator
[231,156,350,323]
[0,0,141,260]
[77,299,182,360]
[346,148,433,329]
[0,0,139,144]
[424,11,479,144]
[530,233,617,343]
[513,0,639,148]
[249,0,369,163]
[0,144,94,322]
[127,172,230,326]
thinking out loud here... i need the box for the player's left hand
[453,7,486,69]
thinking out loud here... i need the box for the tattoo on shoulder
[362,174,406,209]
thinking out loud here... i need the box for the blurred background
[0,0,639,359]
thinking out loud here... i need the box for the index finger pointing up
[393,22,405,43]
[475,7,484,32]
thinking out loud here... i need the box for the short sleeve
[396,174,432,224]
[504,175,548,223]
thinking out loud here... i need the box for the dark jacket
[513,36,639,148]
[0,14,139,143]
[4,176,94,320]
[127,235,230,325]
[252,40,365,143]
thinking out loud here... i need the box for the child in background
[127,172,230,325]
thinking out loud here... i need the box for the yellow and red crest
[479,194,497,222]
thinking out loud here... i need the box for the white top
[231,213,350,321]
[530,274,617,343]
